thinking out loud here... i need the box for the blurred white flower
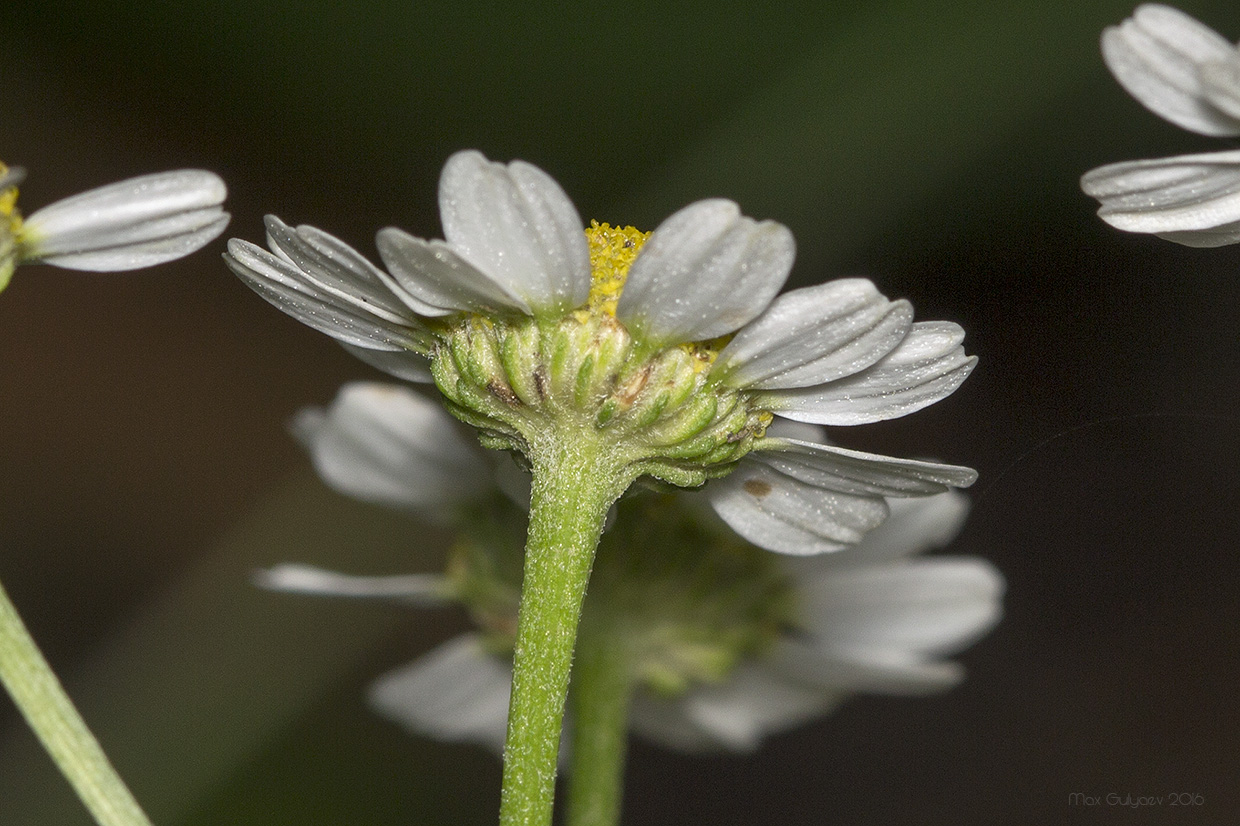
[374,493,1000,756]
[0,162,229,289]
[1081,4,1240,246]
[260,384,1003,754]
[228,150,977,547]
[266,493,1000,755]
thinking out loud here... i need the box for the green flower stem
[498,434,630,826]
[0,577,154,826]
[566,625,633,826]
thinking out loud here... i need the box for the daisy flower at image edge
[1081,4,1240,246]
[0,162,228,289]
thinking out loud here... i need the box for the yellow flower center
[581,220,730,373]
[0,162,23,237]
[582,220,648,317]
[0,161,24,291]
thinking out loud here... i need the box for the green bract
[434,311,769,490]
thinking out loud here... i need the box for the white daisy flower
[227,150,976,541]
[262,417,1001,755]
[1081,4,1240,246]
[260,385,1002,752]
[0,162,229,290]
[409,494,1000,758]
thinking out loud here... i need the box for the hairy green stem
[567,626,633,826]
[497,435,629,826]
[0,577,154,826]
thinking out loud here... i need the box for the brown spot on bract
[743,479,773,498]
[487,380,520,406]
[616,365,651,407]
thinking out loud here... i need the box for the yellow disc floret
[581,220,731,372]
[0,162,25,291]
[582,220,649,318]
[0,162,23,237]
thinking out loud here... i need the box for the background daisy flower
[262,396,1002,754]
[0,163,228,290]
[261,382,1002,752]
[1081,4,1240,246]
[354,492,1001,757]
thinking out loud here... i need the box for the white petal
[21,170,229,270]
[762,417,826,443]
[704,460,890,555]
[253,563,452,605]
[750,438,978,496]
[630,664,838,753]
[798,558,1005,655]
[224,238,425,351]
[339,342,433,383]
[438,150,590,314]
[1101,4,1240,136]
[1200,51,1240,120]
[771,638,964,695]
[369,634,512,755]
[267,219,448,319]
[825,491,971,569]
[1080,150,1240,243]
[1154,220,1240,246]
[629,692,730,754]
[761,321,976,425]
[376,227,532,315]
[294,382,490,514]
[616,199,795,344]
[713,279,913,389]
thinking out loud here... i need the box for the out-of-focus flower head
[260,383,1003,754]
[0,162,228,290]
[1081,4,1240,246]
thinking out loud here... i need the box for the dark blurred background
[0,0,1237,823]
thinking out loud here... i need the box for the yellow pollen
[0,162,22,236]
[579,220,734,371]
[679,334,734,373]
[582,220,649,318]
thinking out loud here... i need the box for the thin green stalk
[498,436,629,826]
[567,626,633,826]
[0,577,154,826]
